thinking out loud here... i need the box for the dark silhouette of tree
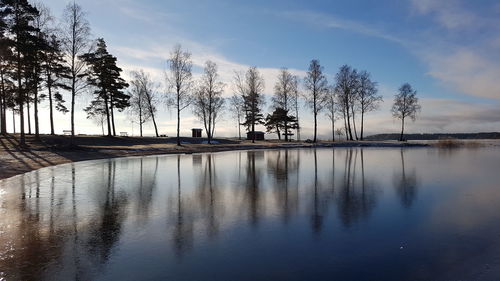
[325,86,338,141]
[292,78,301,141]
[29,2,53,141]
[166,44,193,146]
[61,2,90,141]
[84,99,106,135]
[335,65,358,141]
[130,70,160,137]
[128,71,151,137]
[234,66,265,143]
[1,0,40,146]
[192,60,225,144]
[264,107,298,140]
[391,83,421,141]
[229,94,244,140]
[81,38,129,137]
[0,9,14,135]
[304,59,328,143]
[41,34,70,135]
[273,68,298,142]
[357,71,382,140]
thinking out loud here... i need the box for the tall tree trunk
[237,113,241,140]
[331,118,335,142]
[313,94,317,143]
[400,117,405,142]
[284,98,288,142]
[17,50,25,146]
[12,110,16,134]
[346,103,353,141]
[104,97,112,136]
[343,107,348,139]
[360,110,365,141]
[48,84,54,135]
[139,105,143,137]
[151,113,159,137]
[26,100,31,134]
[295,105,300,142]
[176,90,180,146]
[251,99,256,143]
[351,104,358,140]
[111,104,116,136]
[34,86,40,140]
[70,77,75,143]
[0,73,5,135]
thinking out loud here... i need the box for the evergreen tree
[81,38,129,137]
[264,107,298,140]
[0,9,13,134]
[1,0,40,146]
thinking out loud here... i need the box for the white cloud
[278,10,406,45]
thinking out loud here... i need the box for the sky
[16,0,500,138]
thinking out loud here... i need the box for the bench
[63,130,72,135]
[120,132,128,137]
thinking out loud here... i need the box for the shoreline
[1,134,496,181]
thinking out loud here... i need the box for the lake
[1,147,500,280]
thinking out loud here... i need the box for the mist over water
[1,148,500,280]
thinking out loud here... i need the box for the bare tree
[304,59,328,143]
[131,70,160,137]
[234,67,265,143]
[229,94,244,140]
[166,44,193,146]
[192,60,225,144]
[273,68,298,142]
[128,72,151,137]
[357,71,382,140]
[391,83,421,141]
[325,86,338,141]
[292,78,301,141]
[335,65,358,141]
[61,2,91,142]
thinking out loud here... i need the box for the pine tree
[1,0,40,146]
[264,107,298,140]
[81,38,129,137]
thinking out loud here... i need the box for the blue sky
[28,0,500,138]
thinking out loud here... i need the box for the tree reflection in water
[336,148,378,228]
[393,149,418,208]
[0,148,395,279]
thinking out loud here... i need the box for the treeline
[367,132,500,141]
[0,0,422,147]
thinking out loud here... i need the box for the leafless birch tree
[391,83,421,141]
[192,60,225,144]
[166,44,193,146]
[61,2,91,141]
[304,59,328,143]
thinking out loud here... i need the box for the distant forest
[367,132,500,141]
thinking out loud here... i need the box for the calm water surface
[1,148,500,280]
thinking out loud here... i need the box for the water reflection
[393,149,418,208]
[1,148,499,280]
[336,149,378,227]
